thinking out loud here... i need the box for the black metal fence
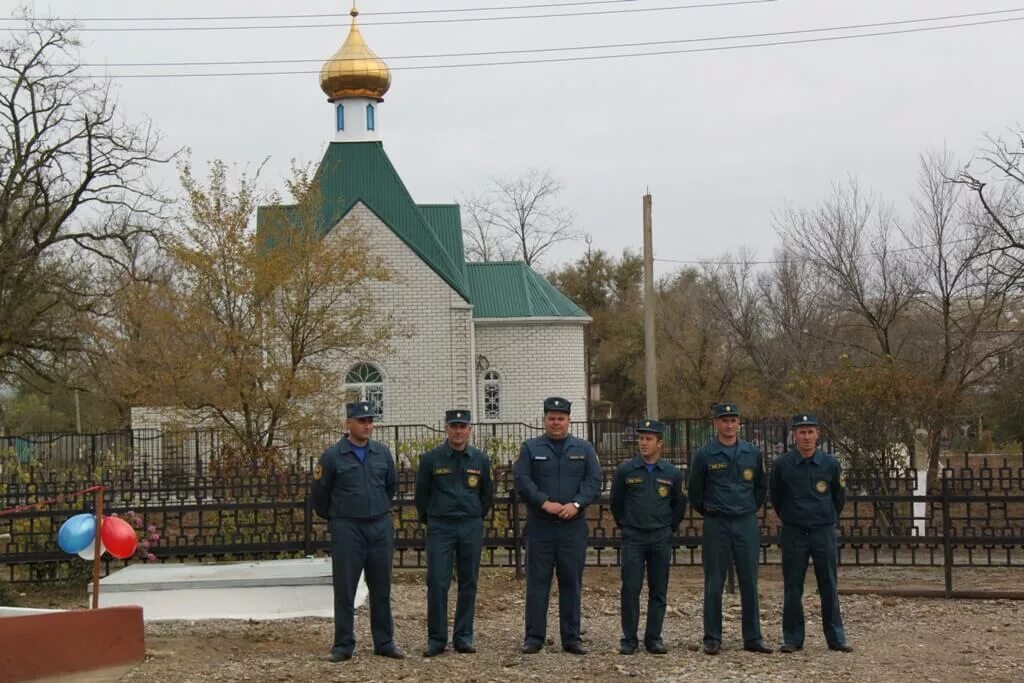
[1,423,1022,591]
[0,418,801,481]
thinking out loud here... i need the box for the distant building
[133,6,589,432]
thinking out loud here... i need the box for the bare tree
[461,192,513,263]
[775,181,921,359]
[0,13,167,383]
[955,127,1024,281]
[902,151,1022,491]
[461,168,581,266]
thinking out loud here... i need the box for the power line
[0,0,642,22]
[78,15,1024,78]
[77,8,1024,68]
[5,0,778,31]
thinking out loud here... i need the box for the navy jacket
[769,448,846,528]
[415,442,494,522]
[610,456,687,532]
[687,438,766,517]
[513,434,602,524]
[310,437,397,520]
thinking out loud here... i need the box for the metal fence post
[512,489,523,579]
[304,492,314,557]
[941,476,953,598]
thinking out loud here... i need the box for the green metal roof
[467,262,589,319]
[258,142,470,302]
[255,143,589,320]
[418,204,468,286]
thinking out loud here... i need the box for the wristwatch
[572,502,581,510]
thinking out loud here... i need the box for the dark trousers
[426,516,484,648]
[523,517,587,647]
[329,516,395,656]
[701,513,763,646]
[619,526,673,649]
[781,524,847,648]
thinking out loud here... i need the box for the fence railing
[0,418,812,480]
[2,461,1022,593]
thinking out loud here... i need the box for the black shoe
[453,643,476,654]
[328,651,352,662]
[646,642,668,655]
[562,642,587,655]
[521,641,543,654]
[422,644,445,658]
[703,641,721,655]
[829,643,854,653]
[779,643,802,653]
[375,647,406,660]
[619,644,638,655]
[744,642,773,654]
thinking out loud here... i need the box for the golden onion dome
[319,5,391,102]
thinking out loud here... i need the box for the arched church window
[366,103,376,131]
[336,104,345,131]
[345,363,384,419]
[483,370,501,420]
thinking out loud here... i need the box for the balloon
[57,513,97,555]
[100,515,138,559]
[78,539,106,560]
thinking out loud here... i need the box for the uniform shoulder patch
[313,463,323,481]
[815,480,828,494]
[658,484,670,498]
[742,468,754,482]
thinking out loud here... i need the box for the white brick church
[135,7,589,430]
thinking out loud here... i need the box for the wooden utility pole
[642,192,658,419]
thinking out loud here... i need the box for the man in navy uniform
[770,413,853,653]
[514,397,602,655]
[610,419,686,655]
[688,402,772,655]
[415,409,494,657]
[310,401,405,662]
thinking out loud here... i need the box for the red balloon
[100,516,138,560]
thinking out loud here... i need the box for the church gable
[256,141,471,303]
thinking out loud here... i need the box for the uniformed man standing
[415,409,494,657]
[610,419,686,655]
[514,397,602,655]
[310,401,406,662]
[688,402,772,655]
[769,413,853,653]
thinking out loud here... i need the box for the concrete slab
[92,558,367,621]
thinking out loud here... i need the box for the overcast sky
[5,0,1022,274]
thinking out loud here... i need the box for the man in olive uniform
[514,397,602,655]
[415,409,494,657]
[688,402,772,655]
[609,419,686,655]
[310,401,405,662]
[769,413,853,653]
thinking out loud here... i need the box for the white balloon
[78,540,106,560]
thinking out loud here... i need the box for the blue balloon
[57,513,97,554]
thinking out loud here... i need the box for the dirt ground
[13,566,1024,682]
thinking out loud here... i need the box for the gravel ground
[102,566,1024,682]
